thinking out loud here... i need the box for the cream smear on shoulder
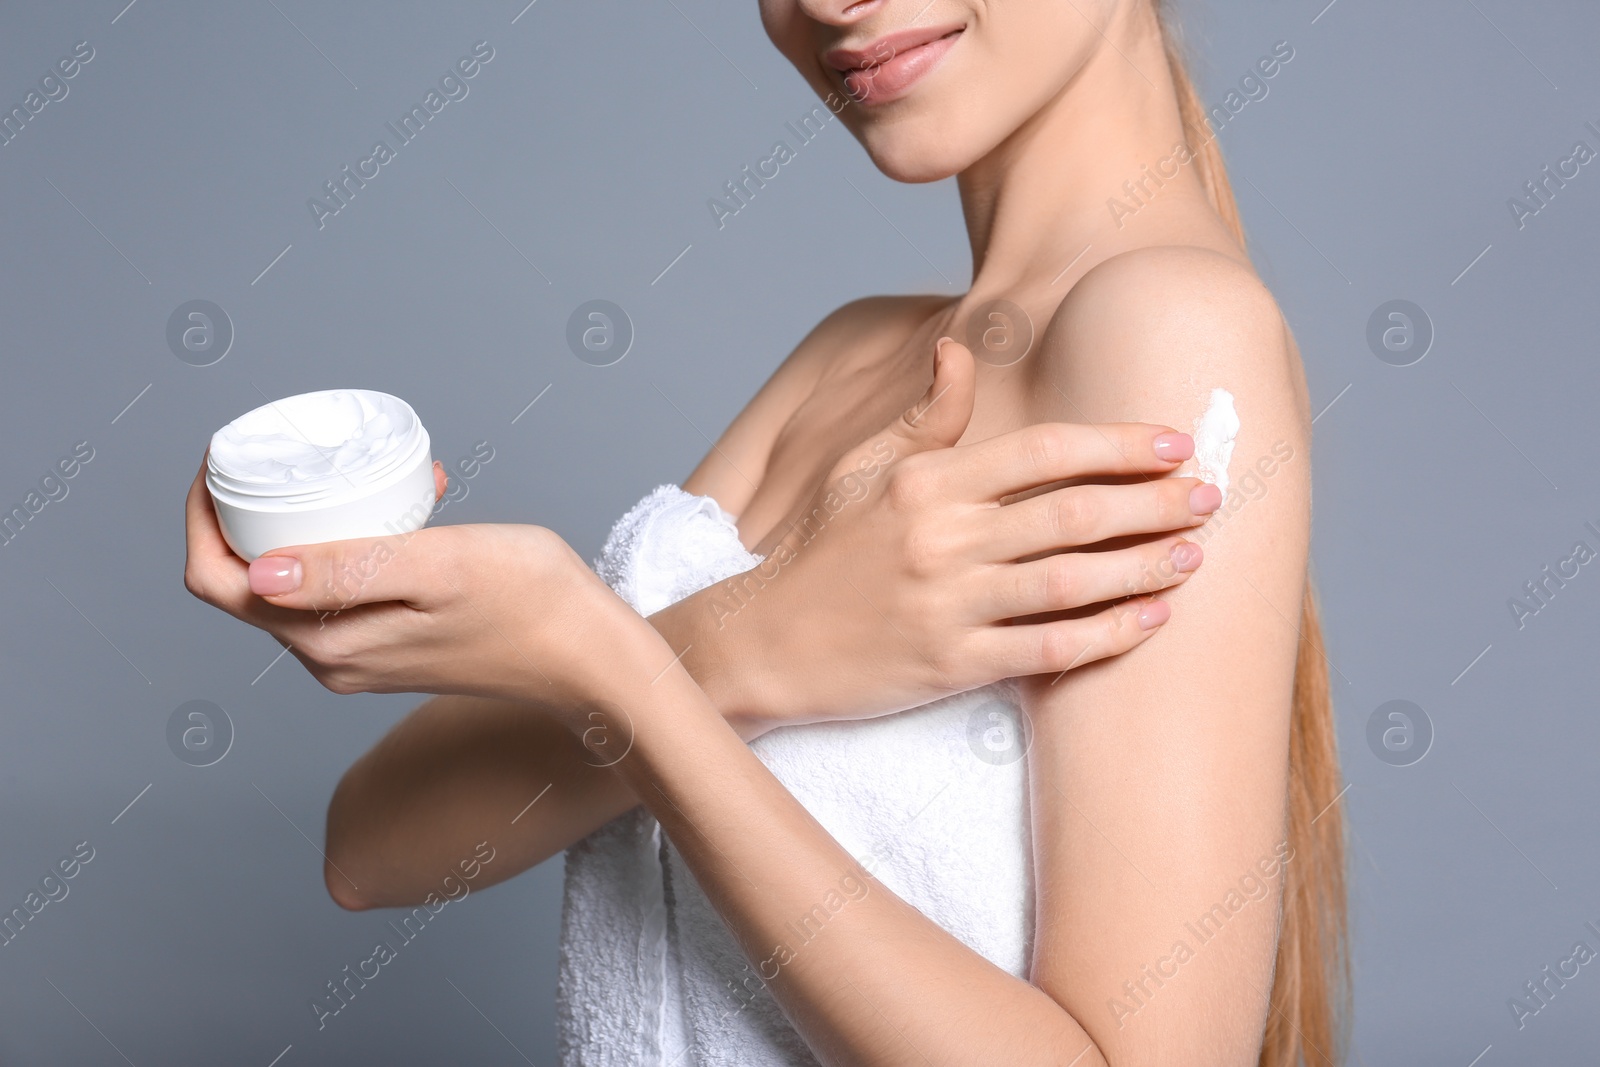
[1189,387,1240,502]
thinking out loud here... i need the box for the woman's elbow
[324,856,371,911]
[322,780,379,910]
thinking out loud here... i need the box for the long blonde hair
[1151,5,1350,1064]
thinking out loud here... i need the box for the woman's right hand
[656,337,1222,736]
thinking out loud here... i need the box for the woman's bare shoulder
[1029,243,1310,440]
[1024,241,1314,573]
[1048,244,1287,369]
[683,293,948,508]
[807,292,953,360]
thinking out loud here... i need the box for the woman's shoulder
[1029,242,1311,441]
[750,292,950,396]
[1051,243,1285,358]
[806,292,953,354]
[681,293,948,509]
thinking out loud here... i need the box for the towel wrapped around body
[557,484,1034,1067]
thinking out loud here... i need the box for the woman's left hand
[182,457,667,726]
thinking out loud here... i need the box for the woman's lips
[826,26,963,108]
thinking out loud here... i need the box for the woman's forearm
[322,693,642,909]
[647,580,783,737]
[322,600,776,911]
[599,661,1102,1067]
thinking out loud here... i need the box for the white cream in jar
[205,389,435,562]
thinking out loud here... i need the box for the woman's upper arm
[1021,248,1313,1064]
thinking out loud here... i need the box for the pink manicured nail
[1153,432,1193,462]
[249,555,302,596]
[1189,483,1222,515]
[1170,541,1203,572]
[1137,600,1171,630]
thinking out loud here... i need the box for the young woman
[184,0,1347,1063]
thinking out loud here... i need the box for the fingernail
[1170,540,1203,572]
[1137,599,1171,630]
[249,555,302,596]
[1153,432,1193,462]
[1189,482,1222,515]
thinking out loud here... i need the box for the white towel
[558,485,1034,1067]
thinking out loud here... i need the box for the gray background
[1,0,1595,1063]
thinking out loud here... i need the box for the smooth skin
[183,0,1313,1063]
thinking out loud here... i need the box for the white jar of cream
[206,389,435,562]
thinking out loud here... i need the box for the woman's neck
[956,7,1210,299]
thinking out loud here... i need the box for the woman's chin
[858,135,972,185]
